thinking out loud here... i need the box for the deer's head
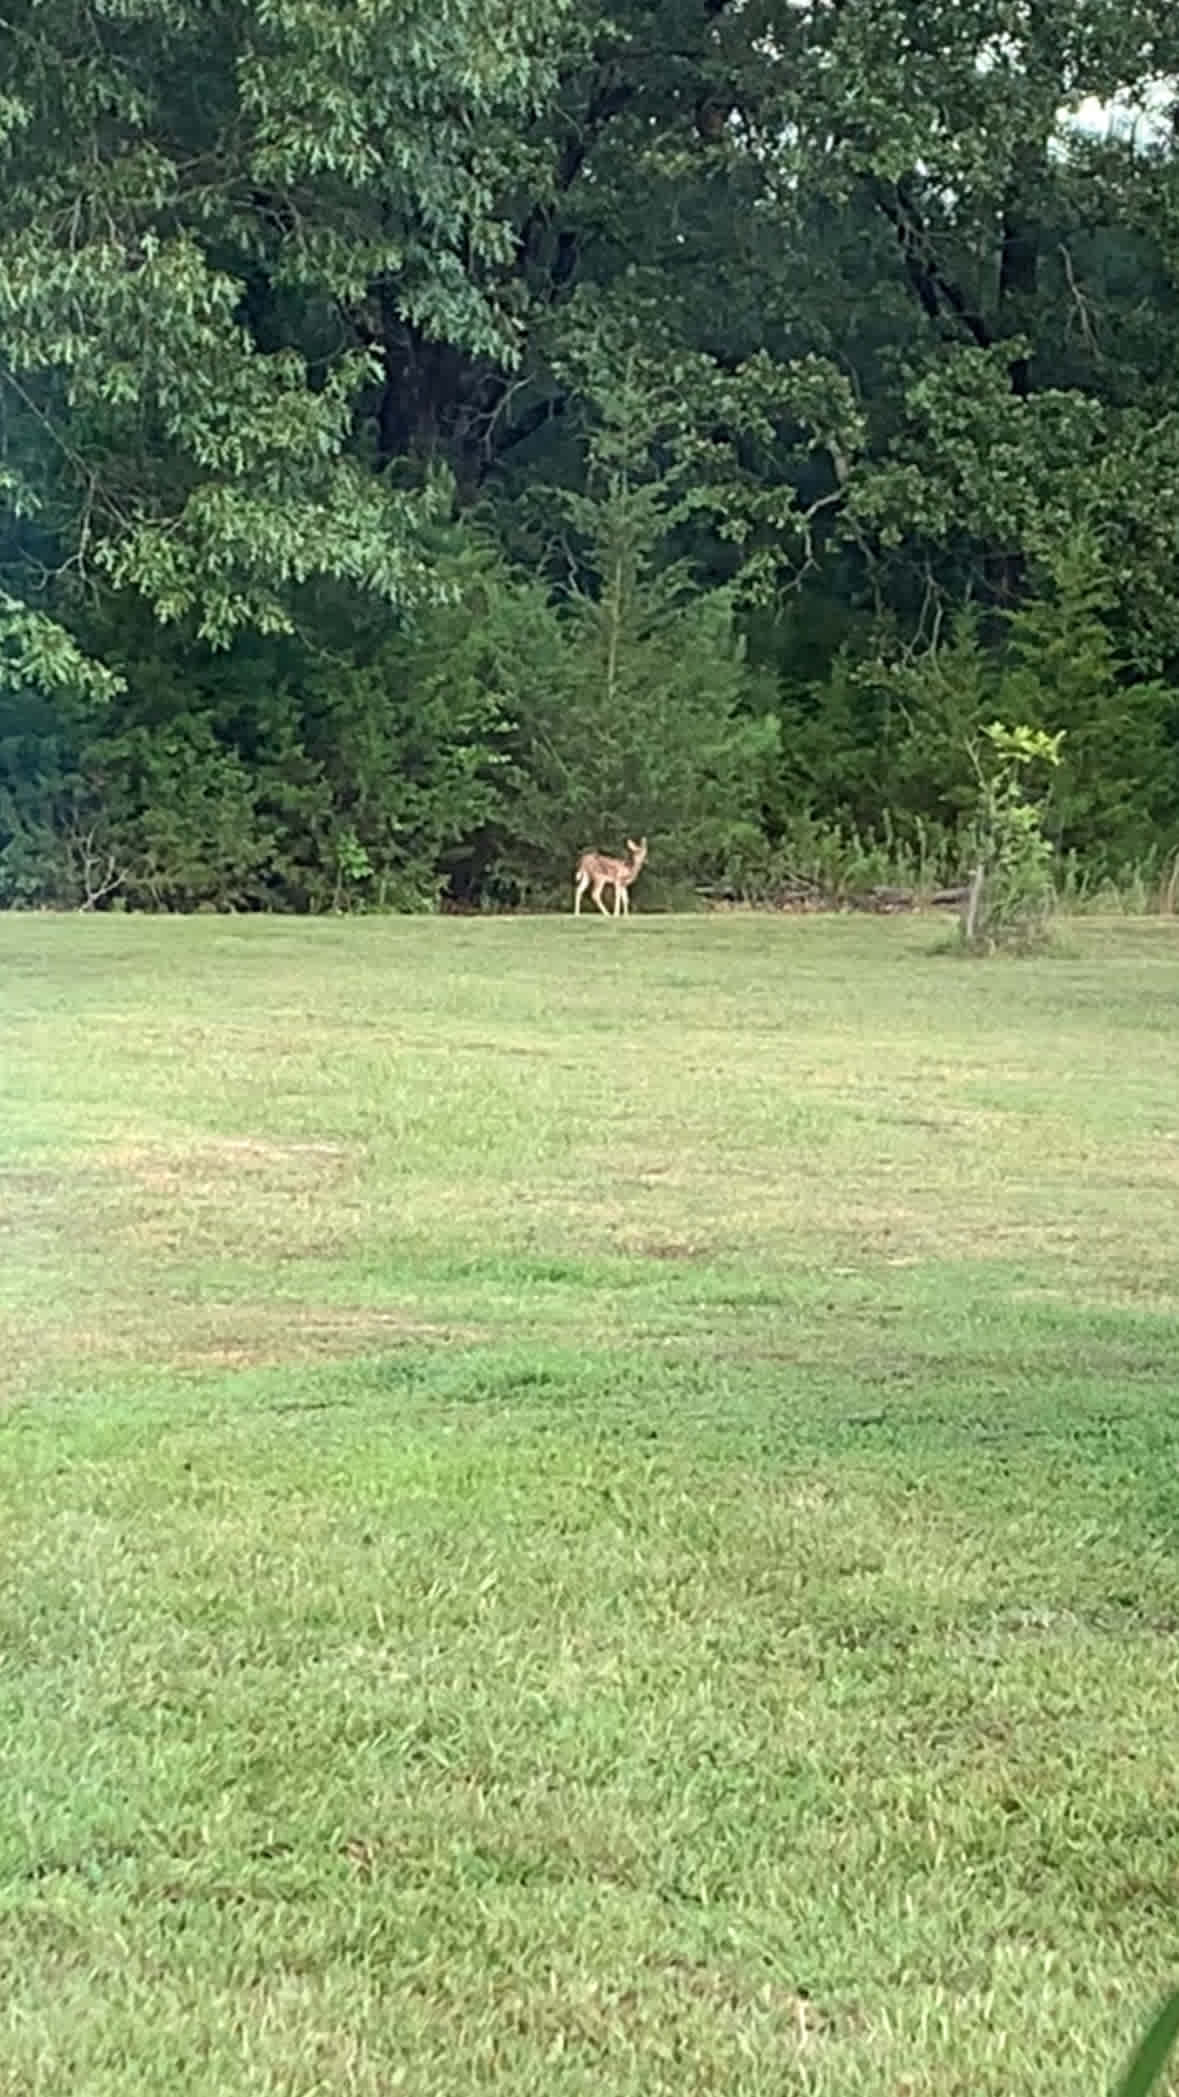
[626,837,648,868]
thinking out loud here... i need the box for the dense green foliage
[959,720,1063,953]
[3,0,1179,906]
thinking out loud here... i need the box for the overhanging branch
[870,176,992,351]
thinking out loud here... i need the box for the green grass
[3,910,1179,2095]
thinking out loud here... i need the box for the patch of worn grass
[2,911,1179,2094]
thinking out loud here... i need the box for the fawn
[573,837,648,917]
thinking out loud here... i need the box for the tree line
[2,0,1179,910]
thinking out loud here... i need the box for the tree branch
[870,176,992,351]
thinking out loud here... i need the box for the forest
[3,0,1179,912]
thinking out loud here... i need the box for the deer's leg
[593,879,611,917]
[618,885,630,916]
[574,873,585,915]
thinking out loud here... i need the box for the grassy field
[3,910,1179,2096]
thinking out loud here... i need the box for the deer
[573,836,648,918]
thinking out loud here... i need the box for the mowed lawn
[3,911,1179,2097]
